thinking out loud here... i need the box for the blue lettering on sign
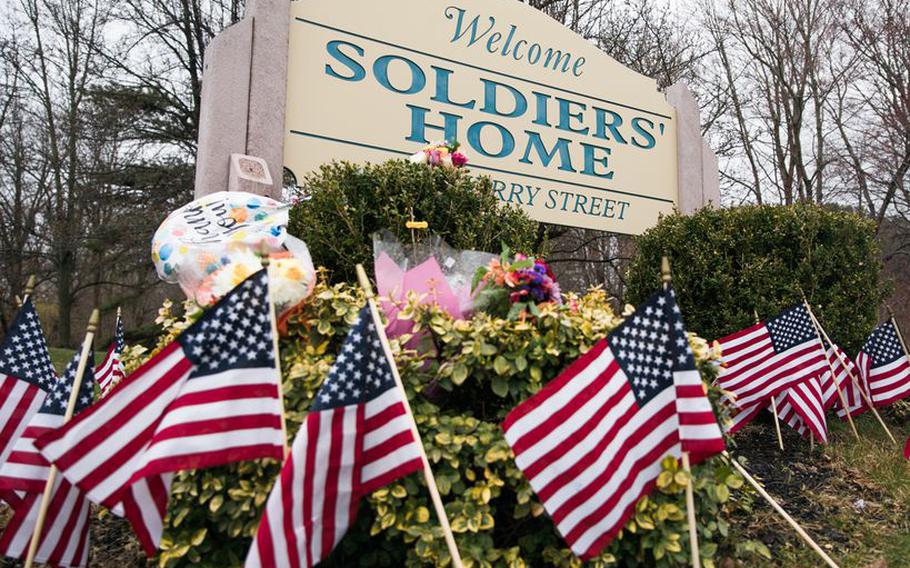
[444,6,586,77]
[312,10,675,211]
[325,40,365,81]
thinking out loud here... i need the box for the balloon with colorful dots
[152,191,315,309]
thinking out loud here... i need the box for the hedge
[288,161,540,283]
[625,205,887,354]
[139,278,769,568]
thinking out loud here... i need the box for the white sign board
[284,0,679,234]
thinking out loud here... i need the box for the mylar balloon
[152,191,292,302]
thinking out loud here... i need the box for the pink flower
[451,152,468,167]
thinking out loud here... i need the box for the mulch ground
[725,413,909,567]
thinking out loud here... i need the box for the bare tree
[702,0,842,205]
[835,0,910,227]
[0,42,48,330]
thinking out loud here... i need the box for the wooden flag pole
[799,299,860,441]
[356,264,465,568]
[260,253,290,454]
[770,398,785,450]
[755,309,785,451]
[18,274,37,307]
[660,257,701,568]
[24,309,99,568]
[803,301,896,445]
[724,451,839,568]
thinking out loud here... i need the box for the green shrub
[288,160,540,283]
[145,278,763,568]
[626,205,887,353]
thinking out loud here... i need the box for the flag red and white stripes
[0,477,91,567]
[716,304,826,432]
[819,344,868,420]
[856,321,910,407]
[36,271,285,556]
[246,306,422,568]
[774,376,827,444]
[96,313,125,394]
[676,365,727,460]
[502,287,724,560]
[0,300,56,470]
[0,348,96,567]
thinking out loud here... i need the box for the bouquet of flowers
[472,246,562,319]
[373,231,494,340]
[409,140,468,168]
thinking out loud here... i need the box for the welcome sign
[284,0,679,234]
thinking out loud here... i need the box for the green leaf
[507,303,524,320]
[493,355,511,375]
[491,376,509,397]
[452,363,469,385]
[471,267,488,292]
[510,259,534,270]
[209,494,224,513]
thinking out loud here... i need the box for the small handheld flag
[716,304,827,431]
[246,306,422,568]
[96,309,125,394]
[856,321,910,407]
[0,300,56,470]
[0,348,96,567]
[501,286,724,559]
[717,304,827,407]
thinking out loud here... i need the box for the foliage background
[288,161,540,284]
[625,205,888,353]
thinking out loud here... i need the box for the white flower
[269,257,315,309]
[206,253,314,311]
[409,151,428,164]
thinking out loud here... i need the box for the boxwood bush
[288,160,540,283]
[625,205,887,353]
[139,278,766,568]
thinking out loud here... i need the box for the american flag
[0,300,55,470]
[772,376,827,444]
[501,287,725,560]
[716,304,827,414]
[246,306,422,568]
[36,270,286,556]
[856,321,910,407]
[0,349,96,567]
[819,342,867,420]
[96,311,125,394]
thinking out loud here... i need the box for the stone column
[666,82,720,213]
[193,0,289,199]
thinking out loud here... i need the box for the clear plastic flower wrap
[372,231,495,339]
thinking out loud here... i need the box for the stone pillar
[244,0,290,196]
[193,0,289,199]
[666,82,720,213]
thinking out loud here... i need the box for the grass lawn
[728,409,910,567]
